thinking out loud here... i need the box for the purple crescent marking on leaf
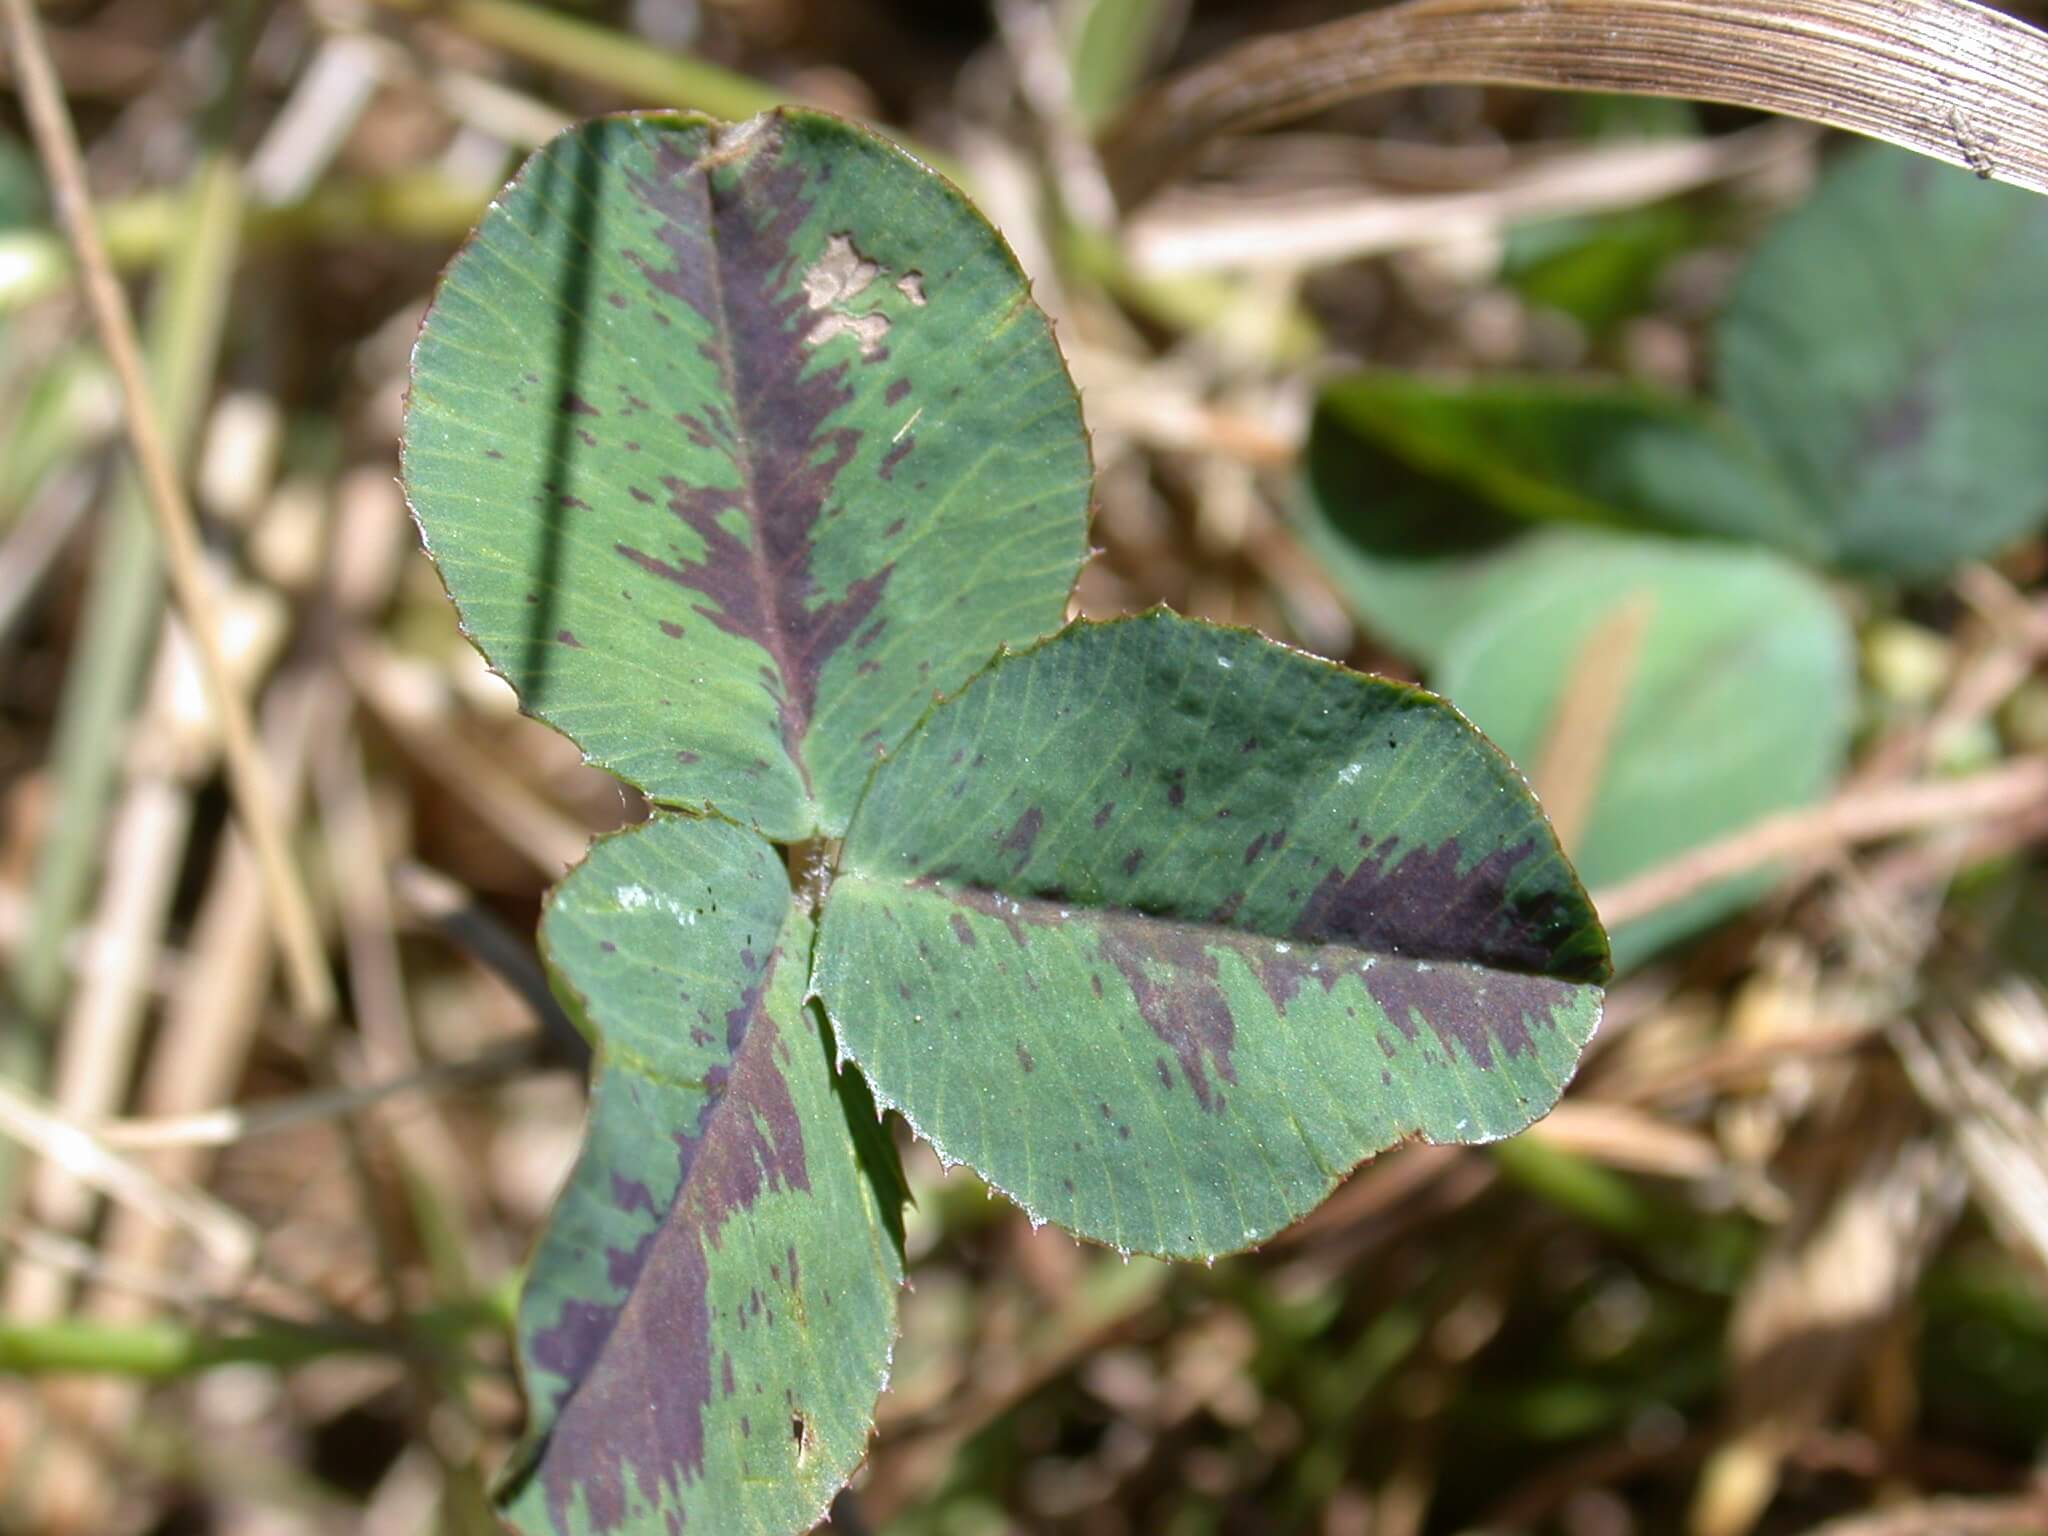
[529,948,810,1531]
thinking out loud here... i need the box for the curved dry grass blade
[1103,0,2048,207]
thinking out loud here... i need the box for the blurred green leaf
[0,131,43,230]
[1310,145,2048,586]
[1718,143,2048,578]
[1504,203,1698,338]
[1306,370,1824,561]
[1062,0,1185,130]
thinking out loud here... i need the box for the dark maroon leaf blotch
[611,131,900,798]
[997,807,1043,867]
[531,954,812,1533]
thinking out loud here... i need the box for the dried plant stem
[1,0,334,1024]
[1795,1495,2048,1536]
[392,861,588,1069]
[0,1078,256,1275]
[85,669,328,1312]
[10,160,237,1029]
[6,763,194,1320]
[88,1042,539,1152]
[1104,0,2048,207]
[341,637,589,874]
[1593,757,2048,929]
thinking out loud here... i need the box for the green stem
[1490,1134,1756,1294]
[1488,1134,1666,1240]
[0,1297,506,1380]
[368,0,787,125]
[0,171,499,314]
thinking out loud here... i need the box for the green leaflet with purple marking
[812,612,1608,1259]
[506,815,900,1536]
[402,110,1089,840]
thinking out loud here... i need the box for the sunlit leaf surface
[404,110,1089,839]
[816,613,1607,1259]
[505,815,901,1536]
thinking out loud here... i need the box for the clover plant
[401,109,1608,1536]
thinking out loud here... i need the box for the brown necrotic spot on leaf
[802,232,880,309]
[529,951,810,1532]
[613,130,897,795]
[802,232,892,357]
[807,309,891,357]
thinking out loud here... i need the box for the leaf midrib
[685,126,820,813]
[840,868,1595,986]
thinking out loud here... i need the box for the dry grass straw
[1104,0,2048,207]
[0,0,332,1024]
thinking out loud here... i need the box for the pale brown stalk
[1532,590,1655,855]
[0,0,334,1022]
[1593,756,2048,928]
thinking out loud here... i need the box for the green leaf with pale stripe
[505,814,901,1536]
[403,110,1089,840]
[1430,530,1853,970]
[813,612,1608,1259]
